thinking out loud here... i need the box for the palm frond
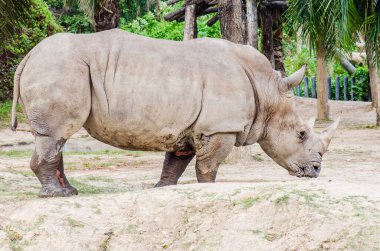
[0,0,33,49]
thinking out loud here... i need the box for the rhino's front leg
[194,133,236,182]
[155,151,195,187]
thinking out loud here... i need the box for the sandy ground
[0,98,379,251]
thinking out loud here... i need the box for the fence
[293,76,361,101]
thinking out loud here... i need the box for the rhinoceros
[11,29,339,197]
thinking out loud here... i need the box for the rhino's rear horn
[282,65,306,91]
[320,117,340,152]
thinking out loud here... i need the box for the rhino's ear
[282,65,306,91]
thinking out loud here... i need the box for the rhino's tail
[11,53,30,131]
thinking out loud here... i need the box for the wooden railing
[294,76,357,101]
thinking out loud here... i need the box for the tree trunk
[260,5,274,67]
[296,28,302,52]
[368,60,379,108]
[183,4,197,40]
[246,0,258,49]
[365,42,378,108]
[377,83,380,126]
[273,8,285,76]
[335,49,356,75]
[154,0,161,19]
[218,0,247,44]
[94,0,120,31]
[317,47,330,120]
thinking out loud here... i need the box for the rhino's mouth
[288,161,321,178]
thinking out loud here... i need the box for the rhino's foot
[154,180,175,188]
[39,184,78,198]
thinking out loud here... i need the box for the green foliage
[119,0,149,23]
[0,101,25,128]
[0,0,33,49]
[284,47,317,77]
[352,66,370,101]
[45,0,93,33]
[121,12,185,40]
[5,0,62,55]
[120,2,221,41]
[57,12,93,33]
[0,0,62,101]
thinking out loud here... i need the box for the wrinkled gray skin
[11,29,339,197]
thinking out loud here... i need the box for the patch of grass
[264,232,283,241]
[14,191,37,200]
[241,197,261,208]
[275,195,289,205]
[66,217,84,228]
[251,229,262,235]
[68,178,120,195]
[231,189,241,196]
[202,192,216,198]
[5,226,23,241]
[66,149,146,157]
[316,118,333,123]
[0,150,33,157]
[4,168,34,177]
[125,224,138,234]
[363,124,380,129]
[291,189,315,204]
[252,154,264,162]
[99,162,116,168]
[85,175,114,183]
[344,225,380,250]
[0,101,25,129]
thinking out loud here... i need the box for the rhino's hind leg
[155,151,195,187]
[31,135,77,197]
[194,133,236,183]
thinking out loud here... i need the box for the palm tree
[341,0,380,125]
[0,0,33,49]
[286,0,342,120]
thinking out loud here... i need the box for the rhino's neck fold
[241,67,268,146]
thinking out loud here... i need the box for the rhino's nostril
[318,152,323,157]
[313,165,320,172]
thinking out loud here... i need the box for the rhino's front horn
[320,117,340,151]
[282,65,306,90]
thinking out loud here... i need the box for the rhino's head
[258,65,340,178]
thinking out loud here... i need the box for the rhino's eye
[298,130,307,141]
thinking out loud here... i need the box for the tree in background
[63,0,120,31]
[286,0,342,120]
[342,0,380,125]
[218,0,246,44]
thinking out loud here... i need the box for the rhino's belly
[83,114,191,152]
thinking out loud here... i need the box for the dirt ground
[0,98,379,251]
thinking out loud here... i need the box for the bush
[120,3,220,40]
[44,0,93,33]
[352,66,370,101]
